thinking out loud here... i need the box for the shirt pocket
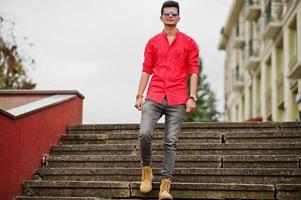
[172,49,187,71]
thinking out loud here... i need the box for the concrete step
[16,122,301,200]
[67,129,295,137]
[62,130,301,144]
[67,126,301,134]
[131,182,300,200]
[51,144,139,156]
[45,155,300,169]
[50,143,301,156]
[22,181,130,198]
[22,180,277,199]
[276,184,301,200]
[45,155,221,168]
[60,132,222,144]
[14,197,102,200]
[223,155,300,168]
[35,168,301,184]
[224,130,301,143]
[67,122,301,133]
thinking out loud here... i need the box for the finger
[135,103,141,111]
[138,103,143,111]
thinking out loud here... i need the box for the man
[134,1,199,199]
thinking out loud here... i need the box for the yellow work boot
[140,165,153,193]
[158,179,173,200]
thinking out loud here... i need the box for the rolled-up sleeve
[142,40,154,74]
[187,40,200,75]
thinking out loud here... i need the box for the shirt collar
[161,29,180,37]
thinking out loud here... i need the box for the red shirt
[142,30,199,105]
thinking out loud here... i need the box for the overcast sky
[0,0,232,123]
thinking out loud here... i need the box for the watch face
[190,96,197,101]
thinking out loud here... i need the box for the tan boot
[140,165,153,193]
[158,179,173,200]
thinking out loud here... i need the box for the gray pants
[139,97,186,180]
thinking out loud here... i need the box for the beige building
[219,0,301,122]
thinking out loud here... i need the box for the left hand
[186,99,196,112]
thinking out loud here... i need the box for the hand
[135,98,144,111]
[186,99,196,112]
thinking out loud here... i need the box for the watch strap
[136,94,144,100]
[189,96,197,102]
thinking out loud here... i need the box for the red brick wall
[0,96,83,200]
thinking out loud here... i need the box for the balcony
[245,39,261,71]
[263,0,283,40]
[245,0,261,21]
[233,22,245,49]
[265,87,272,117]
[234,36,245,49]
[232,66,244,92]
[288,55,301,79]
[289,79,298,91]
[276,72,284,106]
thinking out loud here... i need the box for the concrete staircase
[14,122,301,199]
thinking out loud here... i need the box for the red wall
[0,96,83,200]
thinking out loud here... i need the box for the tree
[0,16,36,89]
[185,58,221,122]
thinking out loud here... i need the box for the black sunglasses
[163,11,178,17]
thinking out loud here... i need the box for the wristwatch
[189,96,197,102]
[136,94,144,100]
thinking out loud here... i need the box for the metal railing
[232,65,244,89]
[235,23,240,37]
[289,79,298,89]
[235,65,244,80]
[245,0,259,6]
[245,39,260,58]
[234,21,244,38]
[264,0,283,26]
[288,54,297,70]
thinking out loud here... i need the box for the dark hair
[161,1,180,16]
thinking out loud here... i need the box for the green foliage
[0,16,36,89]
[185,58,221,122]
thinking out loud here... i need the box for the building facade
[219,0,301,122]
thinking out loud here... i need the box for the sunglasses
[163,11,178,17]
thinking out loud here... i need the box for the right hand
[135,98,144,111]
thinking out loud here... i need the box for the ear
[160,16,163,22]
